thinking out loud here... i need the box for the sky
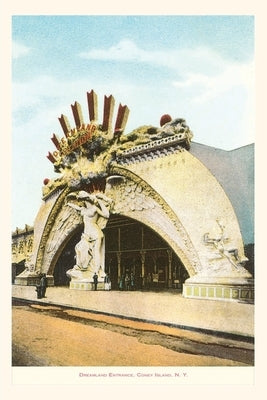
[11,15,254,230]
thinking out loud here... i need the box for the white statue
[204,218,248,270]
[66,191,112,276]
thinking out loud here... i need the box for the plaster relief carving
[65,191,113,281]
[21,253,39,276]
[202,218,250,277]
[45,204,82,254]
[106,172,201,276]
[107,178,156,214]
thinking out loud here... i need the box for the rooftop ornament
[44,90,193,197]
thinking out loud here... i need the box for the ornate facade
[13,90,254,302]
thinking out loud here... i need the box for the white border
[1,1,266,398]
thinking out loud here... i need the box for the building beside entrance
[12,225,34,283]
[13,90,254,302]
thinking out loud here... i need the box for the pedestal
[183,276,254,303]
[69,281,105,290]
[14,274,54,286]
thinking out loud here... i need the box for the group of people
[119,272,137,291]
[93,272,111,291]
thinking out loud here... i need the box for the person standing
[40,273,48,298]
[119,275,125,290]
[35,284,42,299]
[93,272,98,291]
[130,272,135,291]
[125,273,130,291]
[104,273,111,291]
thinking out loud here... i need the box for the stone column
[140,251,146,288]
[117,252,121,284]
[167,249,173,288]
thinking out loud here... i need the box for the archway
[50,214,188,291]
[104,214,188,291]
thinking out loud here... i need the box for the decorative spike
[102,95,115,133]
[58,114,71,137]
[47,152,56,164]
[114,104,130,132]
[87,90,98,122]
[71,101,84,129]
[51,133,61,150]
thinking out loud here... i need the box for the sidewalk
[12,285,254,339]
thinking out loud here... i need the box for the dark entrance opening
[52,215,189,289]
[53,226,83,286]
[104,214,189,291]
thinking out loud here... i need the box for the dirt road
[12,302,253,366]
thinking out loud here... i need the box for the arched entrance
[52,214,188,290]
[104,214,189,291]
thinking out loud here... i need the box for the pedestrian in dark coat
[93,272,98,291]
[40,273,48,298]
[35,284,42,299]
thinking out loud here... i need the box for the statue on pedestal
[66,190,113,282]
